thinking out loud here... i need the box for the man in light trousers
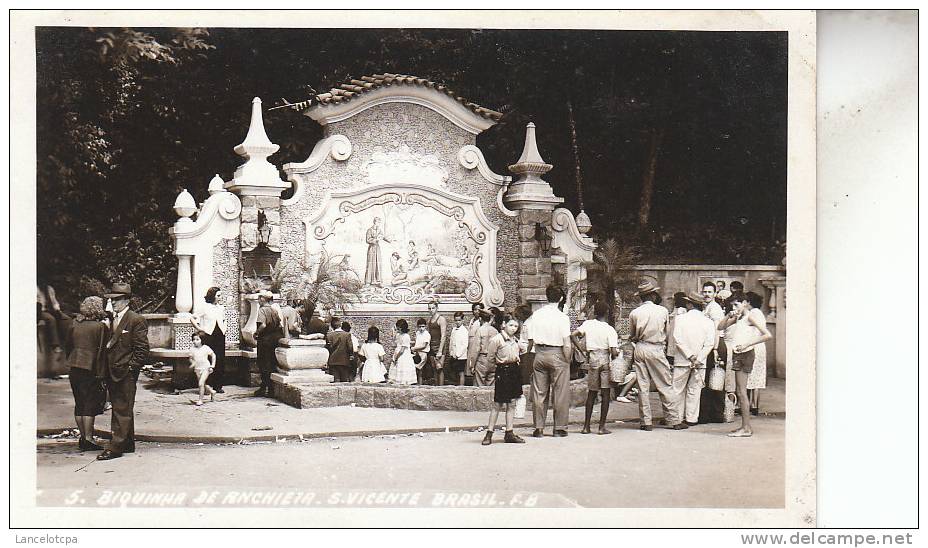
[671,291,717,427]
[628,281,679,430]
[529,285,573,438]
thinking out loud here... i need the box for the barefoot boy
[571,301,620,434]
[189,331,217,406]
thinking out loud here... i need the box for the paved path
[36,418,784,512]
[37,377,785,442]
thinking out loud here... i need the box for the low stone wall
[273,378,591,411]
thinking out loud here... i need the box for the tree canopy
[36,27,787,309]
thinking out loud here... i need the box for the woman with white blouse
[191,286,227,393]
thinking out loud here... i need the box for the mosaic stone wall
[213,237,241,349]
[173,322,195,351]
[279,103,520,310]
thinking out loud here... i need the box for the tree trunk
[638,128,664,232]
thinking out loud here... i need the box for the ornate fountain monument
[157,73,596,407]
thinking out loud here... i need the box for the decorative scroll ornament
[281,134,353,206]
[218,192,243,221]
[465,279,484,302]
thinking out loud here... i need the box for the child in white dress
[359,326,387,383]
[189,331,217,406]
[391,319,417,385]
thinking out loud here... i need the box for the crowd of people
[55,276,772,457]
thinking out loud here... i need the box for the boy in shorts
[570,301,619,434]
[411,318,431,386]
[719,292,771,437]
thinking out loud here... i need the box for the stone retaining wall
[272,378,591,411]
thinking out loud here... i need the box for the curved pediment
[297,74,502,135]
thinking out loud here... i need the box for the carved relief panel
[302,183,504,307]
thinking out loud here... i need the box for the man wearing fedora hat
[97,282,149,460]
[627,281,678,430]
[671,291,717,428]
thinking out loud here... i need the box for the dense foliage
[36,27,787,310]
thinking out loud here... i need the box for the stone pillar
[759,276,786,379]
[225,97,290,253]
[505,123,564,305]
[223,98,290,351]
[171,188,197,317]
[516,210,555,304]
[175,255,194,316]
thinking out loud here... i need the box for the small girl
[189,331,217,406]
[481,315,525,445]
[391,319,417,385]
[359,326,387,383]
[411,318,431,385]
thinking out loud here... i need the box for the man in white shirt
[529,285,573,438]
[702,282,725,328]
[671,291,717,427]
[696,281,729,423]
[627,281,677,430]
[571,301,619,435]
[447,311,470,386]
[666,291,687,362]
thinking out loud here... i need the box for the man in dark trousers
[98,282,149,460]
[325,316,354,382]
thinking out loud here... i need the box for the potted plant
[567,237,640,326]
[288,250,364,333]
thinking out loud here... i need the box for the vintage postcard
[10,9,816,528]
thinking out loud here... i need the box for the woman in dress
[64,296,109,452]
[391,319,417,385]
[190,286,227,393]
[359,326,387,383]
[481,315,526,445]
[743,291,769,415]
[426,299,448,386]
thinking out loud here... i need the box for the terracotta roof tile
[290,73,502,120]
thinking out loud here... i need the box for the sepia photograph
[11,9,822,529]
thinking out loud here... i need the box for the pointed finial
[516,122,547,165]
[234,97,279,158]
[225,97,289,197]
[504,122,562,211]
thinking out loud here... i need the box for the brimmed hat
[103,282,132,299]
[258,290,274,300]
[636,281,660,296]
[683,291,705,306]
